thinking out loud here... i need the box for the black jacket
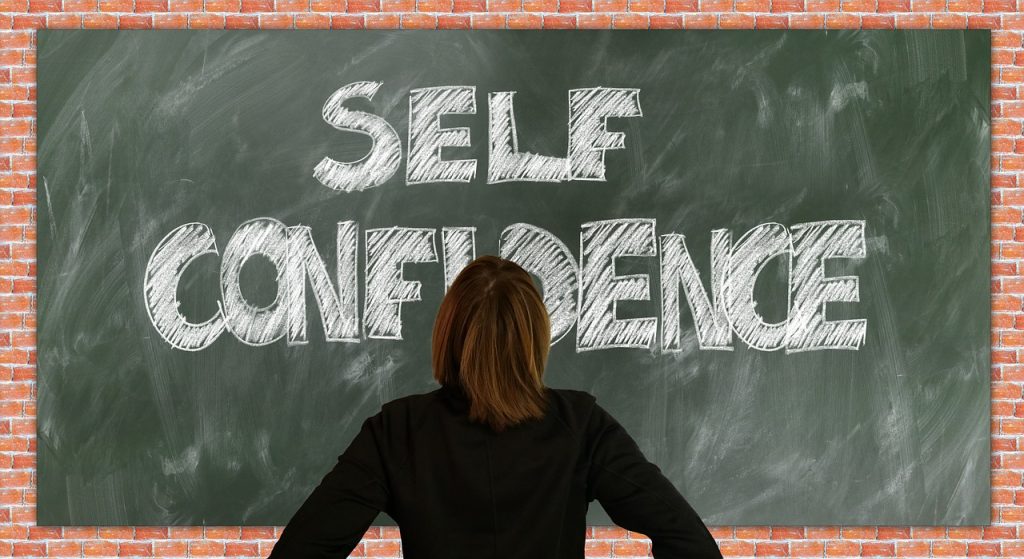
[268,384,722,559]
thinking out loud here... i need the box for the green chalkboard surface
[37,30,991,526]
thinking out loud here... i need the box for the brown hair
[431,255,551,433]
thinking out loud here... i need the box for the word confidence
[144,218,867,354]
[313,84,642,190]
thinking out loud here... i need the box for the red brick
[240,527,275,539]
[790,540,825,556]
[967,541,1000,557]
[347,0,378,11]
[382,0,415,11]
[862,542,896,556]
[331,13,364,27]
[47,541,82,557]
[932,14,967,28]
[188,540,224,556]
[630,0,664,10]
[650,14,682,27]
[756,541,789,555]
[83,540,118,556]
[789,13,825,26]
[664,0,695,9]
[612,539,650,555]
[364,540,400,555]
[825,12,859,26]
[224,541,259,555]
[311,0,344,10]
[864,13,897,27]
[577,13,611,27]
[543,14,576,27]
[418,0,452,9]
[840,0,873,9]
[438,14,469,27]
[135,0,168,10]
[294,13,329,26]
[877,0,908,9]
[507,13,541,27]
[119,14,154,28]
[613,13,648,27]
[12,542,45,557]
[806,0,839,10]
[559,0,591,10]
[401,13,435,27]
[735,0,768,9]
[524,0,556,9]
[152,540,187,556]
[470,13,504,27]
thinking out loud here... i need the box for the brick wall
[0,4,1020,558]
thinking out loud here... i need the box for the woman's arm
[586,402,723,559]
[268,412,391,559]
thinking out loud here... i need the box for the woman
[268,255,722,558]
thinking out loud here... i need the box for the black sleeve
[585,401,722,559]
[268,412,391,559]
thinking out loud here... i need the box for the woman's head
[431,255,551,433]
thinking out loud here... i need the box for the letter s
[313,81,402,192]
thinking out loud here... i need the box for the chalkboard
[36,30,991,526]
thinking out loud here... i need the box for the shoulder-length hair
[431,255,551,433]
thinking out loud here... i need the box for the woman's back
[268,383,722,559]
[268,255,721,558]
